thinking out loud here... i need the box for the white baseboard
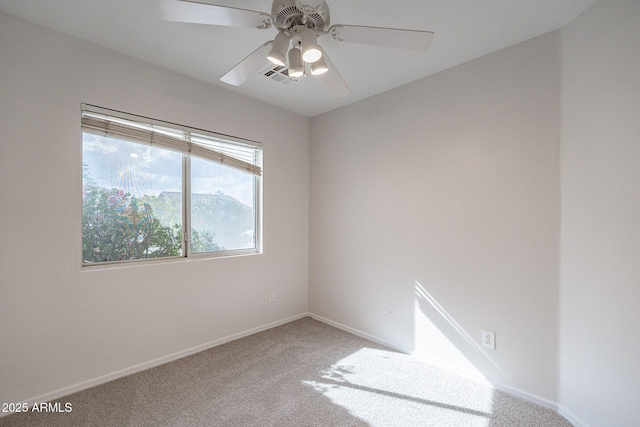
[309,313,562,416]
[485,378,558,412]
[558,405,590,427]
[1,313,309,418]
[309,313,412,354]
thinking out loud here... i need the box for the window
[81,105,262,265]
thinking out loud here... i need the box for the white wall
[0,12,309,404]
[310,32,562,403]
[559,1,640,426]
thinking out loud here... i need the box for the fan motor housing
[271,0,330,31]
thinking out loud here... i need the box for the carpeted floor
[0,317,573,426]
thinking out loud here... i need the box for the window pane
[190,156,256,253]
[82,134,183,263]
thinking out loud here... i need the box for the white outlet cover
[482,330,496,349]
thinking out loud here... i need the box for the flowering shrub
[82,187,182,262]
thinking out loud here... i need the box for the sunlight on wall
[303,347,494,426]
[413,281,503,380]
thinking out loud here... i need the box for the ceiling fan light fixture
[310,54,328,75]
[288,48,304,78]
[301,27,322,63]
[160,0,434,98]
[267,33,289,66]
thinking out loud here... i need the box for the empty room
[0,0,638,426]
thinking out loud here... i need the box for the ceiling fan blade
[327,25,434,51]
[157,0,272,29]
[220,41,273,86]
[319,52,351,98]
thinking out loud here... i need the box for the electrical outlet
[482,330,495,349]
[268,292,274,303]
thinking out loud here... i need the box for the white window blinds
[81,106,262,176]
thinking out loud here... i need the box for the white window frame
[81,104,262,266]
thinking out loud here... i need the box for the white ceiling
[0,0,597,117]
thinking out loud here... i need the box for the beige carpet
[0,317,573,426]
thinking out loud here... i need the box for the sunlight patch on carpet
[304,347,495,426]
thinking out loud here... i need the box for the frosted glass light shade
[301,28,322,63]
[267,33,289,67]
[310,55,328,75]
[288,48,304,78]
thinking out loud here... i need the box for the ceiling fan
[157,0,434,97]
